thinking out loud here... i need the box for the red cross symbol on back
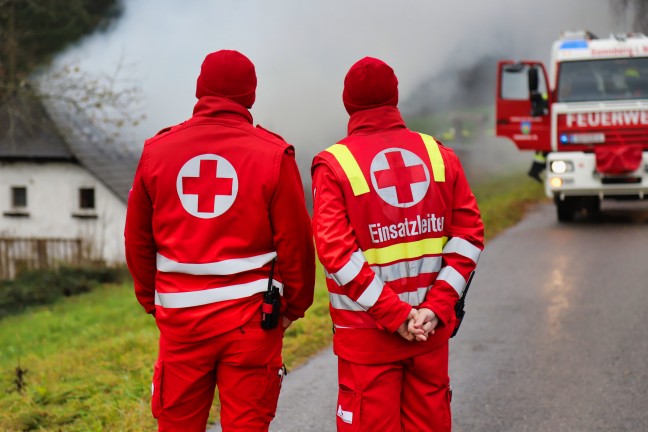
[374,151,427,204]
[182,159,233,213]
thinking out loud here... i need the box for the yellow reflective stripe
[363,237,448,266]
[325,144,370,196]
[419,133,445,182]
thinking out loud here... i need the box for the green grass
[282,264,332,367]
[0,268,331,431]
[474,173,547,241]
[0,173,546,431]
[0,283,159,431]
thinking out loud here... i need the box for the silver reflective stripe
[356,275,384,309]
[156,251,277,275]
[398,287,431,307]
[328,275,384,311]
[371,257,442,283]
[437,266,467,296]
[329,293,366,311]
[330,285,428,311]
[443,237,481,263]
[330,250,366,286]
[155,278,283,309]
[337,405,354,424]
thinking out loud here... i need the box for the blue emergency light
[559,40,588,50]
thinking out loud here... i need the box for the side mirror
[528,67,539,93]
[528,66,547,117]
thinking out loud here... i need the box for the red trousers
[151,319,284,432]
[336,342,451,432]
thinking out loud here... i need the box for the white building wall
[0,161,126,263]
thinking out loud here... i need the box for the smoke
[401,55,503,116]
[56,0,627,180]
[610,0,648,32]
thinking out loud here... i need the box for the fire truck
[496,31,648,221]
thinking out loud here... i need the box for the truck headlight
[550,160,574,174]
[549,177,563,188]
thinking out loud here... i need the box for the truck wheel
[555,197,575,222]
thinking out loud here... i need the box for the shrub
[0,265,127,319]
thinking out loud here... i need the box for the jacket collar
[347,106,407,135]
[192,96,253,124]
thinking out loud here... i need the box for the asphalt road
[211,201,648,432]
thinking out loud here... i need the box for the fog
[56,0,631,179]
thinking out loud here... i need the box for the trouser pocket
[151,360,163,419]
[258,363,285,423]
[336,384,361,431]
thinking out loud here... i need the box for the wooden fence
[0,238,84,280]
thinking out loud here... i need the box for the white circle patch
[176,154,238,218]
[370,148,430,208]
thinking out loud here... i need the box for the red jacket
[125,96,315,342]
[312,106,484,364]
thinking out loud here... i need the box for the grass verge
[474,173,547,241]
[0,173,545,431]
[0,268,332,431]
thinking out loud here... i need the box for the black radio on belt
[261,259,280,330]
[451,271,475,338]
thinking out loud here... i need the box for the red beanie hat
[195,50,257,108]
[343,57,399,115]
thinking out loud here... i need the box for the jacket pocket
[336,384,360,431]
[151,360,163,419]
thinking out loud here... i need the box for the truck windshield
[557,57,648,102]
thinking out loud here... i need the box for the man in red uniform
[311,57,484,432]
[125,50,315,432]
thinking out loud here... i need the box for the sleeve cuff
[387,305,413,333]
[419,299,454,328]
[283,310,302,322]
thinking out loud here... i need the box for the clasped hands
[396,308,439,342]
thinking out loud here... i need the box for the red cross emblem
[370,148,430,208]
[182,159,233,212]
[177,154,238,218]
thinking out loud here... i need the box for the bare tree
[0,0,142,147]
[39,59,146,143]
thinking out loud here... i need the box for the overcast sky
[56,0,626,168]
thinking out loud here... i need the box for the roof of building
[0,95,75,160]
[0,94,138,204]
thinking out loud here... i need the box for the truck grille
[601,128,648,146]
[558,127,648,148]
[601,176,642,184]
